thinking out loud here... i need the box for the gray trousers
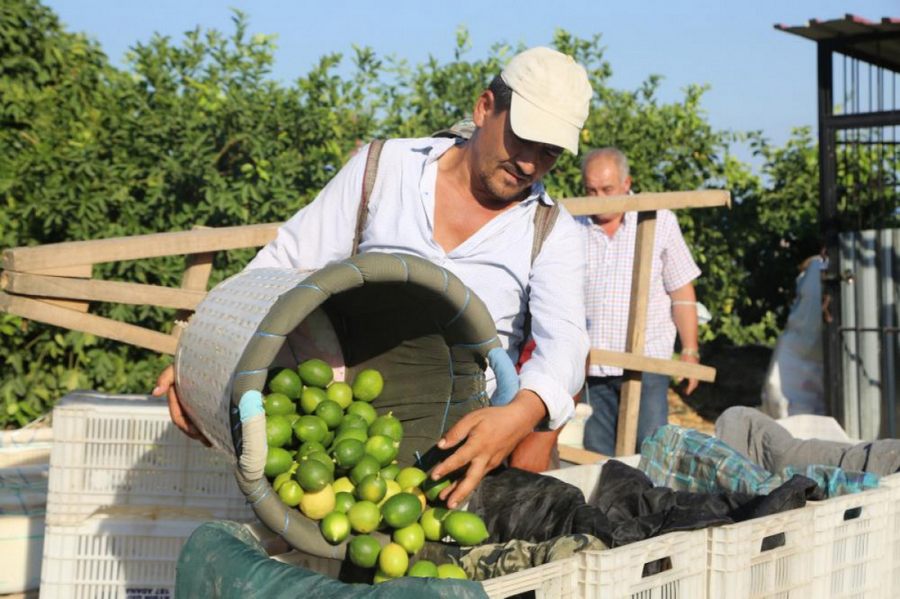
[716,406,900,475]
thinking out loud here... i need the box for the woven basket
[174,252,516,554]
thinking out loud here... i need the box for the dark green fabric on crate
[176,521,489,599]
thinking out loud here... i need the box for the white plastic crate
[46,392,252,525]
[878,473,900,597]
[707,505,814,598]
[808,486,891,598]
[480,461,705,598]
[40,506,209,599]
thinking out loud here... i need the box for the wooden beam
[561,190,731,216]
[172,245,215,341]
[32,264,93,313]
[1,271,205,310]
[2,223,280,272]
[589,349,716,382]
[615,212,656,456]
[558,444,607,465]
[0,291,177,355]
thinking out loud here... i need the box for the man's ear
[623,176,633,193]
[472,90,494,127]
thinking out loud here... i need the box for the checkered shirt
[579,210,700,377]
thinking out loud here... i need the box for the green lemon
[266,415,293,448]
[295,459,333,492]
[395,467,427,490]
[268,368,303,399]
[263,393,296,417]
[422,476,451,503]
[272,469,294,493]
[443,510,489,546]
[437,563,468,580]
[264,447,293,478]
[392,522,425,554]
[306,451,335,476]
[365,434,398,467]
[298,359,333,388]
[326,381,354,409]
[346,401,378,426]
[293,415,328,444]
[350,455,381,486]
[314,399,343,429]
[378,543,408,578]
[351,369,384,402]
[334,491,356,514]
[277,480,303,507]
[338,413,369,433]
[407,559,439,578]
[286,413,301,428]
[348,534,381,569]
[320,511,351,544]
[333,428,368,447]
[297,441,326,458]
[368,413,403,443]
[380,463,401,481]
[381,493,422,529]
[356,473,387,503]
[347,500,381,534]
[404,486,427,512]
[420,507,449,541]
[333,438,365,470]
[300,387,328,414]
[299,485,335,520]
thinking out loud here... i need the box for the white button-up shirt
[248,137,589,429]
[578,210,700,377]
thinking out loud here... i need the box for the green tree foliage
[1,0,825,425]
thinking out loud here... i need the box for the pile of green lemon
[262,358,488,583]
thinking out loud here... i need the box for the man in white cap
[157,46,594,506]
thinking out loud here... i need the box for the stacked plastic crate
[39,392,253,598]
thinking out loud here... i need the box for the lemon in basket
[265,415,293,448]
[437,564,468,580]
[443,510,489,546]
[298,359,333,388]
[351,369,384,402]
[299,485,335,520]
[269,368,303,399]
[378,543,409,578]
[348,534,381,569]
[368,413,403,442]
[392,522,425,554]
[326,381,354,409]
[295,459,333,492]
[320,511,351,544]
[408,559,439,578]
[300,387,328,414]
[381,493,422,529]
[264,393,295,417]
[346,401,377,425]
[347,500,381,534]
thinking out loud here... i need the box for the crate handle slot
[641,556,673,578]
[843,506,862,521]
[760,532,786,552]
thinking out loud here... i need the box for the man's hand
[679,352,700,396]
[152,365,211,447]
[429,390,547,508]
[509,430,560,473]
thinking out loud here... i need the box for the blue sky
[45,0,898,167]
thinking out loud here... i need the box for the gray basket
[174,252,516,555]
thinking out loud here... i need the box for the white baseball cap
[501,47,593,155]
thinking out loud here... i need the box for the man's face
[469,92,563,205]
[583,155,631,224]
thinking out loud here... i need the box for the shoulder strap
[351,139,386,257]
[530,202,561,266]
[521,201,561,346]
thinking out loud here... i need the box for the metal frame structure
[778,16,900,438]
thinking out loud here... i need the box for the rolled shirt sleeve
[518,210,590,429]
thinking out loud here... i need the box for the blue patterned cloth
[638,425,880,498]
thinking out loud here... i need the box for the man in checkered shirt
[579,147,701,456]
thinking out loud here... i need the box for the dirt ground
[667,389,715,435]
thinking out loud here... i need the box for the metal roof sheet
[776,14,900,73]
